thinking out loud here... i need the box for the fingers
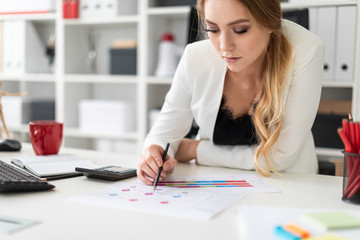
[137,162,166,186]
[136,166,152,185]
[148,145,165,167]
[162,158,177,174]
[137,145,177,185]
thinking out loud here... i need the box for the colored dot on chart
[129,199,138,202]
[145,192,153,195]
[160,201,169,204]
[122,189,130,192]
[109,193,117,196]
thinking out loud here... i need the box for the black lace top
[213,97,258,146]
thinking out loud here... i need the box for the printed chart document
[69,174,279,220]
[11,154,98,178]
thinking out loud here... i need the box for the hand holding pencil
[137,143,176,186]
[153,143,170,191]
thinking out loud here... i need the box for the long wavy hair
[197,0,292,176]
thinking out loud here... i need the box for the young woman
[137,0,324,185]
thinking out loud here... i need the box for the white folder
[310,7,337,82]
[0,22,3,73]
[0,0,55,14]
[335,6,356,82]
[308,8,317,36]
[80,0,95,19]
[80,0,137,19]
[2,21,49,74]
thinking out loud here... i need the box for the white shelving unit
[1,0,359,158]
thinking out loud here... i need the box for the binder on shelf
[79,0,94,18]
[0,0,55,14]
[63,0,79,19]
[2,21,49,74]
[309,7,337,82]
[69,0,79,18]
[335,6,356,82]
[308,8,317,32]
[63,0,69,18]
[80,0,137,19]
[0,22,3,73]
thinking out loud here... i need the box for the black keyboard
[0,160,55,192]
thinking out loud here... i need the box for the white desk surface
[1,144,359,240]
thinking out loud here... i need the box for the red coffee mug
[29,120,63,155]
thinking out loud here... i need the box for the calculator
[75,166,137,181]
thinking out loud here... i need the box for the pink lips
[223,56,241,63]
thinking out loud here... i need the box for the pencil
[153,143,170,191]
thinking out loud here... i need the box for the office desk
[1,144,359,240]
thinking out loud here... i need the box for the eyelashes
[234,28,248,34]
[204,28,249,34]
[205,28,219,33]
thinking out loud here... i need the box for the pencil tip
[349,113,353,121]
[153,186,157,191]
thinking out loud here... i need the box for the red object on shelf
[63,0,78,19]
[69,0,79,18]
[63,0,69,18]
[161,33,175,42]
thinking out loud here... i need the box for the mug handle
[32,128,45,155]
[34,128,44,140]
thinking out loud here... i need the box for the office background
[0,0,357,173]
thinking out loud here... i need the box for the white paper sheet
[69,174,279,220]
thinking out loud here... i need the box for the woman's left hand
[175,138,200,162]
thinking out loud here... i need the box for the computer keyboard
[0,160,55,192]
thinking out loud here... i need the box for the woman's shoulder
[183,39,225,70]
[185,40,222,60]
[281,19,324,52]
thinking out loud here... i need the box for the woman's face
[203,0,272,74]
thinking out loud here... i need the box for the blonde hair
[197,0,292,176]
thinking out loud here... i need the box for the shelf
[316,147,343,158]
[64,74,138,84]
[322,81,354,88]
[0,73,56,82]
[63,15,140,26]
[8,125,138,141]
[64,128,138,141]
[0,12,56,21]
[146,76,172,84]
[8,125,28,134]
[281,0,357,10]
[147,6,191,16]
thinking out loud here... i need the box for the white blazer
[144,19,324,174]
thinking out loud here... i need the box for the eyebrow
[204,18,250,26]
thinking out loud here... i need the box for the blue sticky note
[274,226,301,240]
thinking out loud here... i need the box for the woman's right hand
[137,144,177,185]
